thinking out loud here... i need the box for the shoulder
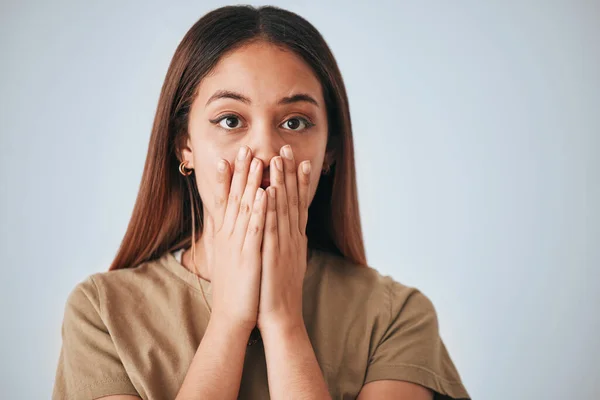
[311,248,433,318]
[63,252,173,320]
[55,265,144,399]
[311,248,394,290]
[309,249,443,351]
[61,274,101,325]
[317,252,470,399]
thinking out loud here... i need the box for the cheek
[305,155,325,202]
[293,139,325,165]
[191,153,219,199]
[305,168,323,209]
[291,142,325,176]
[192,148,237,208]
[191,138,235,177]
[308,171,320,198]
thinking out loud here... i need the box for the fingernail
[255,188,264,200]
[217,159,227,172]
[237,146,248,160]
[281,145,293,160]
[250,158,259,172]
[302,161,311,175]
[275,157,283,171]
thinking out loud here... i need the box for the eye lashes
[210,114,315,131]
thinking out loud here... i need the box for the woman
[52,5,470,400]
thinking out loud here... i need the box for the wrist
[208,314,255,338]
[259,316,306,338]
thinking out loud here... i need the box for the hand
[257,145,312,331]
[205,145,267,333]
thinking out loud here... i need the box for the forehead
[196,42,324,106]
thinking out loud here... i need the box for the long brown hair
[109,5,366,271]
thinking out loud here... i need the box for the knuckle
[214,195,226,208]
[228,193,241,204]
[289,195,299,207]
[239,202,251,214]
[247,224,261,236]
[281,205,289,216]
[299,197,307,209]
[268,222,278,233]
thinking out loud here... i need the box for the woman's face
[182,41,330,221]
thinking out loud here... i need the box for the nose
[246,128,287,170]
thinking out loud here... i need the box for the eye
[281,116,315,132]
[210,114,315,132]
[214,114,243,130]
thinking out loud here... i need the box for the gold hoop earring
[179,160,193,176]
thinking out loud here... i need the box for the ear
[180,136,194,168]
[322,150,335,170]
[322,136,338,170]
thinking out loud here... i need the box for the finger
[297,160,311,234]
[234,156,263,238]
[222,146,251,234]
[213,158,231,232]
[242,187,267,252]
[280,145,299,232]
[270,156,290,241]
[262,186,278,258]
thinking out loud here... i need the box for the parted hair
[108,5,366,271]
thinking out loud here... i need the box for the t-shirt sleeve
[364,280,471,400]
[52,275,140,400]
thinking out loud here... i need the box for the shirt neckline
[159,246,322,299]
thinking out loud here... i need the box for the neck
[181,229,212,282]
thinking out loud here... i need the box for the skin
[180,41,330,285]
[99,41,433,399]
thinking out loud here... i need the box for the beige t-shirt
[52,248,470,400]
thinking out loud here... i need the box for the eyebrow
[205,89,320,108]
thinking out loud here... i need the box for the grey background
[1,0,598,399]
